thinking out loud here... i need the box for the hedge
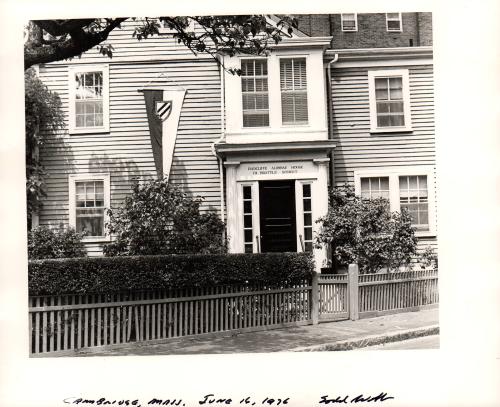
[28,253,315,296]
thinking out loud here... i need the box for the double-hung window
[355,167,435,235]
[398,175,429,229]
[386,13,402,32]
[341,13,358,31]
[68,65,109,133]
[280,58,308,125]
[368,69,411,132]
[241,59,269,127]
[69,174,110,240]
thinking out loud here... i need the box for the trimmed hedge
[28,253,314,296]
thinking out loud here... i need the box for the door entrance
[259,180,296,252]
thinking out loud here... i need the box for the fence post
[311,272,319,325]
[348,264,359,321]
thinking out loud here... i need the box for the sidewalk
[61,308,439,357]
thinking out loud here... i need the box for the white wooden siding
[38,50,222,255]
[49,20,206,64]
[330,63,437,253]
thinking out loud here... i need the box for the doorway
[259,180,296,252]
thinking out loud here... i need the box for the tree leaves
[25,16,297,72]
[104,178,227,256]
[25,68,64,221]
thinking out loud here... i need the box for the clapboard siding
[37,38,222,255]
[331,64,435,181]
[330,63,437,253]
[49,20,209,64]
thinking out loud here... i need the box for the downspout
[326,53,339,272]
[211,57,226,244]
[326,54,339,188]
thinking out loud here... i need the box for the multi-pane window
[360,177,390,200]
[280,58,308,124]
[355,169,434,234]
[241,59,269,127]
[75,180,105,237]
[341,13,358,31]
[399,175,429,230]
[302,184,313,252]
[374,76,405,127]
[386,13,402,32]
[242,185,254,253]
[75,71,103,128]
[69,65,109,133]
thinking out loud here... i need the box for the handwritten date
[199,394,289,405]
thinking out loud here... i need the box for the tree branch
[25,18,127,69]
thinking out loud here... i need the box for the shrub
[28,252,314,295]
[104,178,226,256]
[418,246,438,271]
[316,185,418,274]
[28,226,87,259]
[25,68,64,223]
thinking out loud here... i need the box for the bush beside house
[316,185,418,274]
[28,227,87,260]
[104,178,227,256]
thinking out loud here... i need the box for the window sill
[69,127,110,135]
[370,127,413,134]
[414,230,436,238]
[281,123,310,128]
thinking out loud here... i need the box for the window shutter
[280,58,308,124]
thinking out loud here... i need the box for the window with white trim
[241,59,269,127]
[341,13,358,31]
[368,69,411,132]
[355,168,435,234]
[386,13,402,32]
[69,174,110,239]
[280,58,308,124]
[68,65,109,133]
[398,175,429,229]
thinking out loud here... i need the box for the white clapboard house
[34,15,436,270]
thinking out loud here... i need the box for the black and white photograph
[25,12,439,357]
[1,1,499,406]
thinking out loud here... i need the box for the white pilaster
[313,158,330,272]
[224,161,240,253]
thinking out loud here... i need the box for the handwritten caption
[62,392,394,406]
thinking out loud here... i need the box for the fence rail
[29,282,312,355]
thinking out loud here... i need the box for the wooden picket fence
[357,269,439,318]
[318,266,439,322]
[29,281,312,355]
[28,267,438,355]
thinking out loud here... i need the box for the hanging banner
[143,89,165,177]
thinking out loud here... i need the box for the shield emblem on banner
[155,101,172,121]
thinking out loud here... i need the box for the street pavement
[46,307,439,357]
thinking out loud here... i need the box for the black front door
[259,180,296,252]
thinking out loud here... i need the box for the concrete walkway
[62,308,439,357]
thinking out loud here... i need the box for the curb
[289,325,440,352]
